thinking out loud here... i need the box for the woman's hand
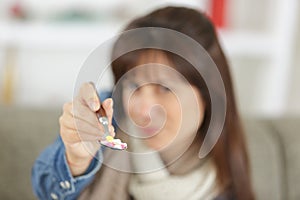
[59,82,115,176]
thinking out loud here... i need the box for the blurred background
[0,0,300,200]
[0,0,299,117]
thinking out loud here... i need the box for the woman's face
[122,51,205,150]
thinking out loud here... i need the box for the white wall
[287,26,300,115]
[0,0,299,117]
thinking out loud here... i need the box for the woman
[32,6,255,200]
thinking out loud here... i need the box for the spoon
[97,114,127,151]
[93,84,127,151]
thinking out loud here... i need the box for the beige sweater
[78,135,219,200]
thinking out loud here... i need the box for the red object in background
[210,0,227,28]
[10,1,26,19]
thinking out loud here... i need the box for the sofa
[0,105,299,200]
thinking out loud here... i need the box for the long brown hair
[111,6,254,200]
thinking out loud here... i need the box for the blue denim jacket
[31,91,112,200]
[31,136,103,200]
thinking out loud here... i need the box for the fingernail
[93,102,98,111]
[108,98,113,107]
[89,100,98,111]
[109,126,114,132]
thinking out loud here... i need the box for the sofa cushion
[243,119,286,200]
[0,106,60,199]
[270,118,300,200]
[0,105,298,200]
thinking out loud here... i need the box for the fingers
[73,99,101,129]
[78,82,100,112]
[75,83,115,133]
[76,82,114,124]
[60,93,115,145]
[61,110,100,137]
[60,113,115,145]
[72,98,115,137]
[102,98,114,124]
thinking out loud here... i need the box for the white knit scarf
[128,139,219,200]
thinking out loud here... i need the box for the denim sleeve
[31,136,103,200]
